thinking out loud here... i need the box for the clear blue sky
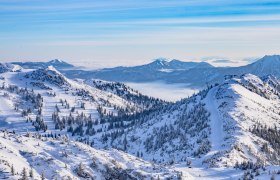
[0,0,280,67]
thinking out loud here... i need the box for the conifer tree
[11,165,15,175]
[21,167,28,180]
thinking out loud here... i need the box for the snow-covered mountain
[0,131,180,179]
[244,55,280,77]
[94,73,280,169]
[0,63,22,73]
[0,64,164,133]
[85,79,165,109]
[60,55,280,88]
[102,58,212,72]
[13,55,280,89]
[139,58,213,71]
[13,59,75,70]
[61,58,214,83]
[163,55,280,87]
[1,61,280,179]
[0,64,181,179]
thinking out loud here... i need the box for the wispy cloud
[0,0,280,66]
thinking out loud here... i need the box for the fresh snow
[1,62,280,179]
[204,87,224,153]
[0,132,180,179]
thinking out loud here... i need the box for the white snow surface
[1,64,280,179]
[0,131,180,179]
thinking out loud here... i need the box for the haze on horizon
[0,0,280,68]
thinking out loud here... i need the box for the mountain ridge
[1,63,280,179]
[12,59,75,70]
[100,73,280,167]
[11,55,280,89]
[59,55,280,88]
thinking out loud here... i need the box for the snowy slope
[98,73,280,169]
[203,74,280,167]
[99,89,212,164]
[0,65,184,179]
[196,74,280,167]
[246,55,280,77]
[0,131,181,179]
[2,63,280,179]
[0,63,22,73]
[85,79,166,108]
[0,65,166,146]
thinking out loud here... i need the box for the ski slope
[204,87,224,153]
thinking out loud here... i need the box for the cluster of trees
[234,161,264,170]
[2,84,43,110]
[91,80,166,109]
[262,76,280,97]
[235,162,280,180]
[52,100,105,139]
[238,75,280,100]
[30,82,52,90]
[97,105,166,147]
[250,123,280,163]
[143,103,211,157]
[74,88,138,117]
[91,86,215,164]
[52,111,99,136]
[1,84,48,132]
[97,96,212,163]
[25,68,67,86]
[102,104,164,128]
[0,63,9,73]
[33,115,48,132]
[9,164,45,180]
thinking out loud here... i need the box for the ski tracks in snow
[204,87,224,154]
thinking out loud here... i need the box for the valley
[1,56,280,179]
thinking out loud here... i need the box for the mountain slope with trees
[1,62,280,179]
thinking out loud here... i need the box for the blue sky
[0,0,280,67]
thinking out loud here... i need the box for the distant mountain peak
[24,65,69,87]
[47,59,73,67]
[0,63,22,73]
[12,59,75,70]
[195,62,214,68]
[263,54,280,59]
[49,59,65,63]
[256,55,280,64]
[248,55,280,76]
[149,58,213,69]
[151,58,169,65]
[143,58,170,69]
[152,57,169,62]
[169,59,183,63]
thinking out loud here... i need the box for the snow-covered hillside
[0,65,168,142]
[0,131,180,179]
[85,79,166,109]
[0,64,182,179]
[0,63,21,73]
[98,73,280,168]
[1,62,280,179]
[203,74,280,167]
